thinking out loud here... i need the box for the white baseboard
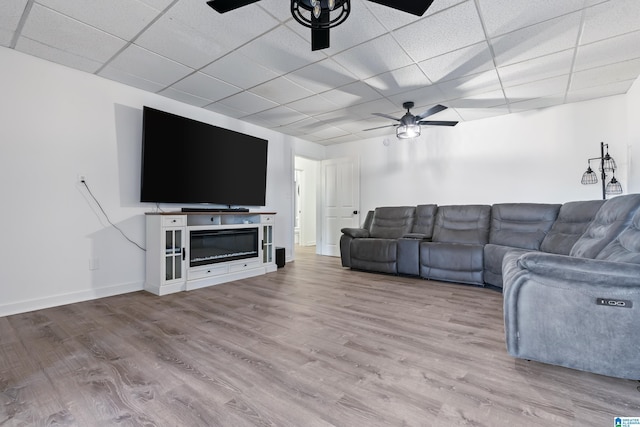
[0,281,143,317]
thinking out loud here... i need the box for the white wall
[0,47,319,316]
[628,77,640,194]
[326,95,633,215]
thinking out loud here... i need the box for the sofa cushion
[350,238,398,274]
[432,205,491,244]
[483,244,529,288]
[540,199,605,255]
[596,208,640,264]
[570,194,640,259]
[369,206,416,239]
[489,203,561,250]
[420,242,485,285]
[410,204,437,238]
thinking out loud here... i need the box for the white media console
[145,212,277,296]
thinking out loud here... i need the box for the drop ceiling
[3,0,640,145]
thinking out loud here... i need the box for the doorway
[294,156,318,253]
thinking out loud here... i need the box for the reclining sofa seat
[502,194,640,379]
[419,205,491,285]
[339,210,374,268]
[348,206,415,274]
[483,203,561,288]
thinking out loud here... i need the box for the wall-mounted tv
[140,106,268,207]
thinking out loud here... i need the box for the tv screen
[140,107,268,206]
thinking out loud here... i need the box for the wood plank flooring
[1,246,639,426]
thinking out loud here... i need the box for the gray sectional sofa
[340,194,640,379]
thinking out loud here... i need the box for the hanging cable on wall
[79,178,146,251]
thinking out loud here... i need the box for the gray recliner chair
[344,206,416,274]
[419,205,491,285]
[502,194,640,379]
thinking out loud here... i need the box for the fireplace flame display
[190,228,259,267]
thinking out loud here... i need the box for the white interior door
[320,157,360,256]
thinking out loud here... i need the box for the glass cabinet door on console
[164,228,184,282]
[263,224,273,264]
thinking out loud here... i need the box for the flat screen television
[140,106,268,207]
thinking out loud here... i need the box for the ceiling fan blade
[206,0,261,13]
[363,124,398,131]
[366,0,434,16]
[372,112,400,121]
[415,104,447,120]
[311,9,330,51]
[418,120,458,127]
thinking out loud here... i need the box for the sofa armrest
[341,227,370,238]
[516,252,640,287]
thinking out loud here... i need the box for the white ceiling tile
[137,0,174,10]
[203,102,246,119]
[504,75,569,100]
[36,0,161,39]
[509,94,566,112]
[364,65,431,97]
[307,126,350,140]
[237,26,327,74]
[418,42,495,83]
[136,1,279,68]
[491,12,582,67]
[172,72,241,102]
[98,65,166,92]
[436,70,502,100]
[446,89,507,109]
[393,1,486,62]
[571,58,640,91]
[249,77,316,105]
[498,49,575,87]
[364,0,467,30]
[217,91,279,115]
[574,31,640,71]
[256,0,291,22]
[108,44,194,87]
[332,34,414,80]
[581,0,640,45]
[286,59,358,94]
[566,79,635,103]
[477,0,585,37]
[287,95,340,117]
[201,52,279,90]
[388,82,447,107]
[159,87,212,107]
[15,36,103,73]
[321,81,383,108]
[20,4,126,63]
[344,98,402,119]
[0,0,27,46]
[244,106,309,127]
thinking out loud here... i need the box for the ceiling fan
[364,102,458,139]
[206,0,435,50]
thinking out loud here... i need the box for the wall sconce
[581,142,623,199]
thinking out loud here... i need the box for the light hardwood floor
[1,247,638,426]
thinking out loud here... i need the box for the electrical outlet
[78,174,86,183]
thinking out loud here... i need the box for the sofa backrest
[432,205,491,244]
[410,204,438,238]
[369,206,416,239]
[540,199,605,255]
[362,210,374,231]
[489,203,561,250]
[596,208,640,264]
[571,194,640,259]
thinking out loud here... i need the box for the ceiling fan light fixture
[396,124,421,139]
[328,0,335,9]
